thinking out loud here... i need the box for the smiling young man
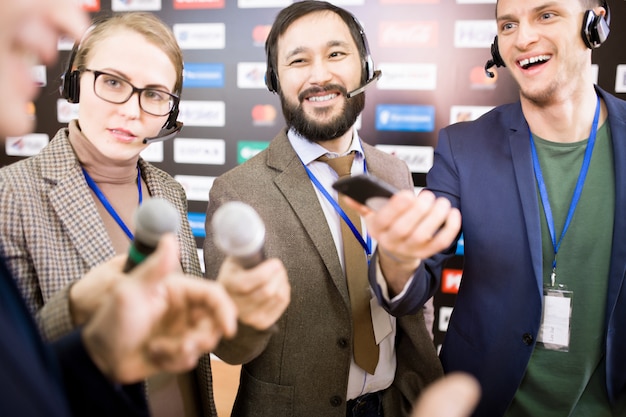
[202,2,450,416]
[359,0,626,416]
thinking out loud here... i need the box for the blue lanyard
[529,95,600,286]
[303,158,372,261]
[82,166,143,241]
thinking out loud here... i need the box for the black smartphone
[332,174,398,211]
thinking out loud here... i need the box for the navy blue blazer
[0,256,148,417]
[372,86,626,416]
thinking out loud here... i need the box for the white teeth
[308,93,337,102]
[519,55,550,68]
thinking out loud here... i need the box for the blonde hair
[74,12,183,94]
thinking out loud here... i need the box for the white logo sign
[375,144,434,173]
[175,174,215,201]
[173,138,225,165]
[57,99,79,124]
[174,23,225,50]
[237,62,268,89]
[178,100,225,127]
[377,63,437,91]
[454,20,497,48]
[6,134,49,156]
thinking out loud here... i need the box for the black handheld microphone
[212,201,266,269]
[123,198,181,272]
[346,69,382,99]
[143,121,183,144]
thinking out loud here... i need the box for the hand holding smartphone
[332,174,398,211]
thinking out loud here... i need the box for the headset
[59,24,183,143]
[581,0,611,48]
[484,0,611,78]
[264,13,382,96]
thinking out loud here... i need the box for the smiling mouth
[307,93,338,102]
[518,55,551,69]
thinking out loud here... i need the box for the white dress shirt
[287,127,397,400]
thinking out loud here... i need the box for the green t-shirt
[504,122,625,417]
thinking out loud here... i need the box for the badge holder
[537,273,573,352]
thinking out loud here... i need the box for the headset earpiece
[59,43,82,103]
[60,70,81,103]
[354,17,375,84]
[581,1,610,49]
[484,36,505,78]
[490,37,505,68]
[361,37,375,84]
[164,102,179,130]
[59,23,100,104]
[265,60,279,93]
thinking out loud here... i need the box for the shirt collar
[287,126,364,166]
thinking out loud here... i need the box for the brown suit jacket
[204,129,443,417]
[0,128,216,416]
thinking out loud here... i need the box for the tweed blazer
[204,129,443,417]
[0,128,216,416]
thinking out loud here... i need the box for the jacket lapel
[508,104,544,297]
[268,131,351,305]
[42,132,115,268]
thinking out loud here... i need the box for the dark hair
[265,1,368,86]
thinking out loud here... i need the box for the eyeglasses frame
[80,68,179,117]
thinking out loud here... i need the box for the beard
[519,80,560,106]
[517,55,588,107]
[279,84,365,142]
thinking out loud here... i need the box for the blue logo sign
[376,104,435,132]
[183,63,225,88]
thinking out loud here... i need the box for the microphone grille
[212,201,265,258]
[134,198,181,246]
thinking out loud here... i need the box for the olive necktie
[319,153,379,374]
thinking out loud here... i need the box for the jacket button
[522,333,534,345]
[330,396,343,407]
[337,338,349,348]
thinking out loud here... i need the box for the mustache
[298,84,348,103]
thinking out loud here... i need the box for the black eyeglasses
[82,69,179,117]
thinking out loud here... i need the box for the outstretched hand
[82,234,237,383]
[344,189,461,296]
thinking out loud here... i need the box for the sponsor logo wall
[3,0,625,348]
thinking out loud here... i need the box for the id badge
[537,286,573,352]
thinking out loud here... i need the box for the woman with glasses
[0,12,216,417]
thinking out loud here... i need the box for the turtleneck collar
[68,119,139,185]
